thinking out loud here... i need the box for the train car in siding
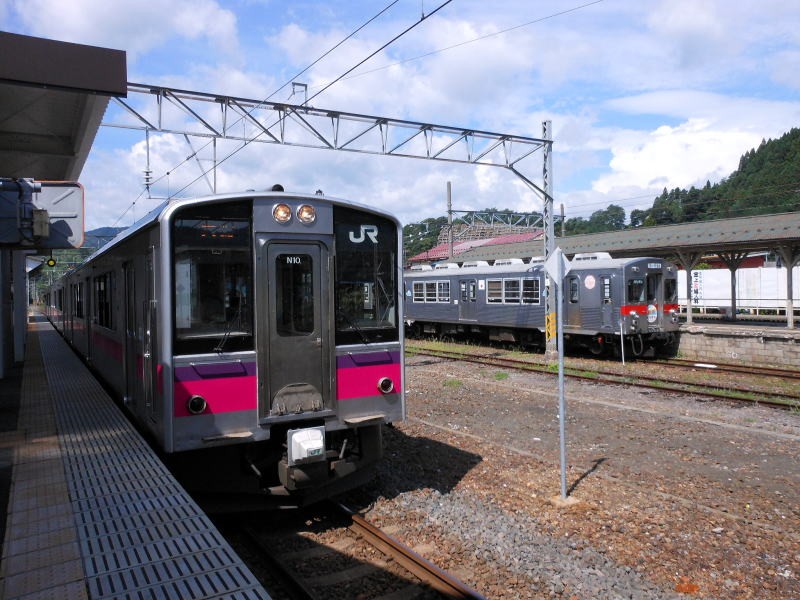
[404,254,680,357]
[45,188,404,505]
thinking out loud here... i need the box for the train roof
[76,189,401,269]
[404,255,675,278]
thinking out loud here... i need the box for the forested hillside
[632,126,800,227]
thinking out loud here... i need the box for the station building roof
[407,230,541,263]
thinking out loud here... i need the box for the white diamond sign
[544,247,571,280]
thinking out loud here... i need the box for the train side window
[424,282,437,302]
[503,278,521,303]
[521,277,540,304]
[568,277,579,303]
[413,282,425,302]
[487,279,502,303]
[602,276,611,304]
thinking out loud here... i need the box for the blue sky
[3,0,799,229]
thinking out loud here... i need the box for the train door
[459,279,477,321]
[600,274,614,329]
[66,283,73,342]
[564,275,581,328]
[123,261,142,410]
[260,242,329,416]
[645,271,663,328]
[85,277,93,362]
[143,252,158,423]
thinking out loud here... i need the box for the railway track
[651,357,800,380]
[229,503,485,600]
[406,342,800,409]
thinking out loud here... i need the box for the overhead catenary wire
[333,0,606,85]
[167,0,456,201]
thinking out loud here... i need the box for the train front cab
[163,195,404,502]
[618,258,680,356]
[562,257,680,357]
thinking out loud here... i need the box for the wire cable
[336,0,605,84]
[169,0,455,200]
[110,0,403,225]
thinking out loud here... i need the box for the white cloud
[11,0,240,60]
[593,119,761,194]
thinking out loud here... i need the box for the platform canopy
[455,211,800,263]
[0,32,127,182]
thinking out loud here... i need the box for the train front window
[172,201,254,354]
[627,278,645,303]
[334,207,399,345]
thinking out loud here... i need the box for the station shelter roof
[0,32,127,182]
[452,211,800,264]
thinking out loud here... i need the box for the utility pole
[447,181,453,260]
[543,121,557,360]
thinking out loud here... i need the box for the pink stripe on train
[173,376,257,417]
[337,363,402,400]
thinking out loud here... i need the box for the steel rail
[339,504,487,600]
[651,358,800,380]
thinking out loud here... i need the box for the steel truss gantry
[106,84,553,240]
[104,83,557,350]
[111,84,548,178]
[451,210,545,229]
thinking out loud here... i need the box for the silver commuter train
[44,189,404,504]
[404,254,680,357]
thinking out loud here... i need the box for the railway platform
[678,319,800,368]
[0,317,271,599]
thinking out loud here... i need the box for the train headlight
[296,204,316,224]
[186,395,207,415]
[377,377,395,394]
[272,203,292,223]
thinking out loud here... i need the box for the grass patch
[494,371,509,381]
[444,379,463,388]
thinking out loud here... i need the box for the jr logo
[348,224,379,244]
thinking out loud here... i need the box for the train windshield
[333,207,399,345]
[627,278,645,303]
[171,200,254,354]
